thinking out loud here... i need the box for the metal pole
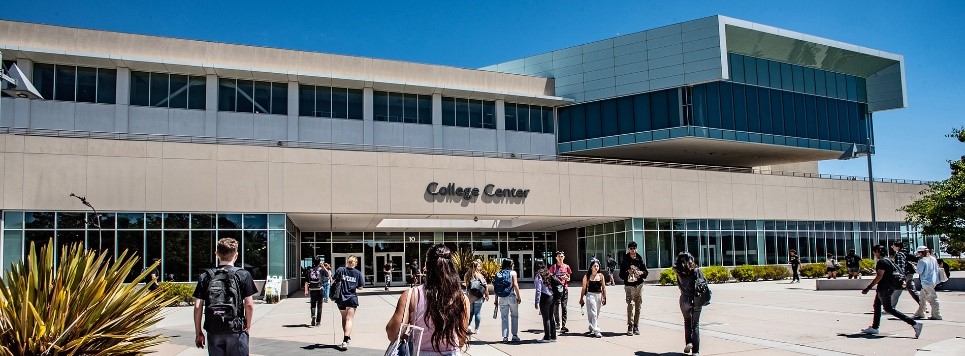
[867,148,878,245]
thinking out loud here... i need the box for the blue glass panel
[782,91,795,136]
[794,94,807,138]
[846,76,857,102]
[558,143,571,152]
[758,87,771,134]
[602,136,619,147]
[618,134,635,145]
[571,105,586,140]
[743,55,757,85]
[442,97,456,126]
[635,131,653,142]
[730,53,744,83]
[572,140,587,150]
[652,129,670,140]
[836,73,848,101]
[456,98,470,127]
[504,102,517,130]
[781,63,794,91]
[722,130,736,140]
[826,98,839,142]
[856,77,867,102]
[855,103,867,143]
[803,67,815,95]
[768,61,782,90]
[736,132,749,142]
[585,102,601,139]
[602,100,618,136]
[541,107,553,133]
[837,100,850,143]
[668,89,680,127]
[706,83,721,128]
[732,84,747,131]
[331,88,348,119]
[709,128,723,139]
[814,70,827,96]
[516,104,530,132]
[315,86,331,118]
[634,93,651,131]
[529,105,542,132]
[746,85,760,133]
[421,95,435,125]
[816,97,829,141]
[770,87,783,136]
[558,108,571,142]
[692,84,707,127]
[650,91,670,130]
[756,58,769,87]
[792,66,805,92]
[587,138,603,149]
[719,82,734,130]
[617,96,635,134]
[805,95,817,139]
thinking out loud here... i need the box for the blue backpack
[493,269,514,298]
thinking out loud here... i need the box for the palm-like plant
[0,240,174,355]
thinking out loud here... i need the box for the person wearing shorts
[333,256,364,349]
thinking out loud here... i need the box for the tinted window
[602,100,618,136]
[456,99,470,127]
[97,68,117,104]
[719,82,734,130]
[131,71,150,106]
[169,74,188,109]
[346,89,362,120]
[780,63,793,91]
[442,97,455,126]
[745,86,759,133]
[482,101,495,129]
[468,100,482,128]
[732,84,747,131]
[55,66,75,101]
[404,94,419,123]
[634,93,652,131]
[76,66,97,103]
[758,87,772,134]
[218,79,235,111]
[730,54,744,82]
[585,102,601,138]
[331,88,348,119]
[420,95,434,125]
[743,55,757,85]
[706,82,720,129]
[315,86,331,117]
[253,81,271,114]
[299,85,315,117]
[188,76,206,110]
[814,70,826,97]
[782,91,795,136]
[530,105,543,133]
[542,107,554,133]
[650,91,669,130]
[570,105,586,140]
[558,108,571,141]
[768,61,781,89]
[34,63,55,100]
[272,83,288,115]
[150,72,169,107]
[617,96,635,134]
[770,87,783,136]
[388,92,403,122]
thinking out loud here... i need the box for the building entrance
[508,251,534,281]
[332,253,367,286]
[376,253,405,287]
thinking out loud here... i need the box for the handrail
[0,126,932,185]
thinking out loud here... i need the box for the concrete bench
[816,275,964,291]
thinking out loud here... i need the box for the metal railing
[0,126,932,185]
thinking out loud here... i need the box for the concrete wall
[0,134,924,224]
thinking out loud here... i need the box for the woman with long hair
[463,260,489,335]
[533,260,557,342]
[675,252,705,356]
[579,259,607,338]
[334,256,364,349]
[387,244,470,355]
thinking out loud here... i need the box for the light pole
[69,193,103,250]
[839,137,878,245]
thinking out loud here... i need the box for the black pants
[553,288,568,328]
[207,331,249,356]
[791,264,800,281]
[680,297,702,353]
[872,287,915,329]
[539,294,558,340]
[309,290,324,321]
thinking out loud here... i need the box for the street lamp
[69,193,103,250]
[839,139,878,244]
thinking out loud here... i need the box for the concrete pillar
[363,87,373,145]
[14,58,33,128]
[496,100,506,153]
[432,93,442,149]
[114,67,130,132]
[287,81,298,141]
[205,75,218,137]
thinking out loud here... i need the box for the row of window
[219,79,288,115]
[691,81,869,144]
[506,103,555,134]
[9,211,286,230]
[33,63,116,104]
[130,71,206,109]
[442,97,496,129]
[298,85,364,120]
[728,53,867,103]
[557,88,680,143]
[374,91,431,124]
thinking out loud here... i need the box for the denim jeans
[498,294,519,339]
[206,331,249,356]
[679,297,702,353]
[873,287,916,329]
[469,299,484,330]
[539,294,557,340]
[322,281,331,301]
[309,290,324,321]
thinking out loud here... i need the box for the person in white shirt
[912,246,942,320]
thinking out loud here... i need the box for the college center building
[0,16,932,294]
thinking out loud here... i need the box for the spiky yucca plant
[0,240,175,355]
[450,249,478,278]
[479,258,500,282]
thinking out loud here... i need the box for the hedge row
[731,265,791,282]
[657,265,755,285]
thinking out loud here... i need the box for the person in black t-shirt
[789,249,801,283]
[145,258,161,292]
[845,249,861,279]
[334,255,364,350]
[192,238,259,355]
[860,245,922,338]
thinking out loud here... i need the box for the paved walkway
[150,278,965,355]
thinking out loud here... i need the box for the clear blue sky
[3,1,962,181]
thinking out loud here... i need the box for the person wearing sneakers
[334,256,364,349]
[548,251,573,334]
[493,258,522,343]
[303,257,325,326]
[860,245,923,338]
[463,260,489,335]
[619,241,648,336]
[912,246,942,320]
[534,260,558,343]
[675,252,707,356]
[579,259,607,338]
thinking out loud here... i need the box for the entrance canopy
[286,213,622,232]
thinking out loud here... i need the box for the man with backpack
[193,238,259,355]
[619,241,648,336]
[303,256,327,326]
[493,258,522,343]
[890,241,921,306]
[606,254,618,286]
[548,251,572,333]
[860,245,923,338]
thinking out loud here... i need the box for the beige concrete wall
[0,135,924,223]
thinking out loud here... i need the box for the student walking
[386,244,469,356]
[861,245,923,338]
[619,241,648,336]
[845,249,861,279]
[304,257,326,326]
[464,260,489,334]
[322,263,333,303]
[492,258,522,343]
[675,252,708,356]
[145,258,161,292]
[606,254,618,286]
[408,259,421,287]
[789,249,801,283]
[891,241,921,304]
[579,259,607,338]
[825,254,840,279]
[383,256,394,291]
[534,260,558,343]
[548,251,572,333]
[192,238,258,355]
[333,256,364,349]
[913,246,942,320]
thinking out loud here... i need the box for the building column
[114,67,130,133]
[496,100,506,153]
[287,81,298,141]
[432,93,442,149]
[205,74,218,137]
[363,87,374,145]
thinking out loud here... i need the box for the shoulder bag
[385,287,424,356]
[329,268,343,301]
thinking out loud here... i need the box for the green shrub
[946,259,963,271]
[159,282,195,306]
[859,258,875,270]
[758,265,790,280]
[702,266,729,283]
[800,263,826,278]
[659,268,677,286]
[731,265,758,282]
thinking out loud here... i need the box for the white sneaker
[339,339,351,349]
[913,322,923,339]
[594,332,603,338]
[684,343,693,354]
[861,327,879,335]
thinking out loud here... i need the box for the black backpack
[694,270,712,306]
[203,266,245,333]
[547,274,565,299]
[307,267,322,290]
[881,259,905,290]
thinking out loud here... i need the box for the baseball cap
[916,246,928,253]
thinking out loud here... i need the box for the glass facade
[442,97,496,129]
[579,218,937,270]
[33,63,116,104]
[558,88,680,143]
[1,211,290,282]
[374,91,431,124]
[505,103,554,134]
[728,53,867,103]
[130,71,205,110]
[298,85,363,120]
[220,79,288,115]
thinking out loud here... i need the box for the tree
[902,127,965,257]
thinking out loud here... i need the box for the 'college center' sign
[425,182,530,200]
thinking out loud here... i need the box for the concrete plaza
[150,278,965,356]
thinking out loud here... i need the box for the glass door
[375,253,405,287]
[332,253,366,286]
[508,251,534,281]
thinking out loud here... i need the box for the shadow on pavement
[837,332,886,339]
[301,344,342,351]
[282,324,311,328]
[633,352,686,356]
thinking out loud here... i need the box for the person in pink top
[548,251,572,333]
[386,244,470,356]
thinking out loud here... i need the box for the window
[219,78,287,115]
[375,91,431,124]
[1,60,15,98]
[727,53,866,104]
[297,85,360,119]
[617,96,635,134]
[129,71,204,109]
[443,97,496,129]
[33,63,116,104]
